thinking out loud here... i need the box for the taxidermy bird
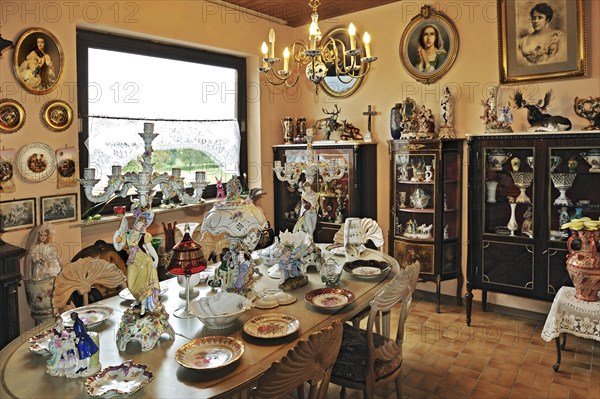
[513,89,572,132]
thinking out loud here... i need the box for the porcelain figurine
[410,188,431,209]
[216,178,226,199]
[514,89,572,131]
[521,206,533,238]
[274,230,312,291]
[439,86,455,138]
[293,184,319,240]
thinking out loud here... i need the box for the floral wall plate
[243,313,300,339]
[42,100,73,132]
[0,99,25,133]
[85,360,154,397]
[15,142,56,181]
[175,336,244,370]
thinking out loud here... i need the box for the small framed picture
[399,5,459,85]
[40,193,78,224]
[498,0,586,84]
[0,197,36,232]
[13,28,64,95]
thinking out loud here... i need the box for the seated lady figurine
[113,210,160,315]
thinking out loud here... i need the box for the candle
[111,165,122,176]
[196,171,206,183]
[306,128,314,137]
[363,32,371,58]
[172,168,181,178]
[309,21,318,50]
[283,47,290,73]
[261,42,269,68]
[274,160,281,169]
[268,28,275,59]
[348,23,356,51]
[84,168,95,180]
[143,122,154,133]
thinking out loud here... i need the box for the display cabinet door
[481,240,534,291]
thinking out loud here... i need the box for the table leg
[553,335,562,372]
[560,333,567,350]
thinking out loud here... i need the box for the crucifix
[362,105,377,142]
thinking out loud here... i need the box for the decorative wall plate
[175,336,244,370]
[243,313,300,339]
[15,142,56,181]
[42,100,73,131]
[0,99,25,133]
[305,288,356,309]
[85,360,154,397]
[61,305,114,329]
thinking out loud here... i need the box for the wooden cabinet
[273,142,377,243]
[388,139,464,313]
[466,132,600,325]
[0,240,26,350]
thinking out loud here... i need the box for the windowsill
[75,199,218,231]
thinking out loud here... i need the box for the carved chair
[330,261,420,399]
[251,319,343,399]
[52,257,127,315]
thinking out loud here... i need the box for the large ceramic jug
[566,230,600,301]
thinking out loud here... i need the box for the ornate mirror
[319,27,367,98]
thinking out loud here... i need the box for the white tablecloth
[541,286,600,342]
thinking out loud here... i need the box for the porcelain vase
[486,181,498,203]
[507,203,518,236]
[24,276,55,325]
[566,230,600,302]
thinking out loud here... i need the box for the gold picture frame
[40,193,78,224]
[399,5,459,85]
[42,100,73,132]
[0,99,26,134]
[13,27,64,95]
[0,197,36,232]
[498,0,586,84]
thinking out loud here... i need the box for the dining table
[0,246,399,399]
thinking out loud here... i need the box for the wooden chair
[199,231,230,263]
[333,218,384,251]
[51,257,127,315]
[330,261,420,399]
[251,319,343,399]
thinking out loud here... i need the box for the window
[76,29,247,214]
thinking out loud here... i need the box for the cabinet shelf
[389,139,464,313]
[466,132,600,326]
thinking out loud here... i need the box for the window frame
[76,29,247,215]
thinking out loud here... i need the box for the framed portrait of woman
[498,0,586,84]
[13,28,64,95]
[399,5,459,85]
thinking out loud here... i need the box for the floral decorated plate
[28,328,54,355]
[85,360,154,397]
[175,336,244,370]
[343,259,391,279]
[305,288,356,310]
[119,282,168,301]
[61,305,114,329]
[243,313,300,339]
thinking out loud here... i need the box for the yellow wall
[1,0,598,331]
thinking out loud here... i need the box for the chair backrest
[52,257,127,314]
[365,260,420,370]
[199,231,230,263]
[251,319,343,399]
[333,218,384,251]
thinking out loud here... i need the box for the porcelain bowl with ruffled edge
[190,291,252,330]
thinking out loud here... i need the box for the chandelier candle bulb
[309,22,318,50]
[143,122,154,134]
[171,168,181,178]
[363,32,371,58]
[348,23,356,51]
[283,47,290,73]
[84,168,95,180]
[268,28,275,59]
[261,42,268,68]
[111,165,122,176]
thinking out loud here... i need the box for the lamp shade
[168,229,207,276]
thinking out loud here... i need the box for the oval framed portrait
[13,28,64,95]
[42,100,73,132]
[399,5,459,85]
[0,98,26,133]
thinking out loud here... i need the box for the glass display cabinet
[389,139,464,313]
[466,132,600,326]
[273,142,377,243]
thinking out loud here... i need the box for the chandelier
[80,123,208,209]
[258,0,377,90]
[273,129,347,186]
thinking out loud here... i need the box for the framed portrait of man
[13,28,64,95]
[399,5,459,85]
[498,0,586,84]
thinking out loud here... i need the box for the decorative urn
[561,218,600,302]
